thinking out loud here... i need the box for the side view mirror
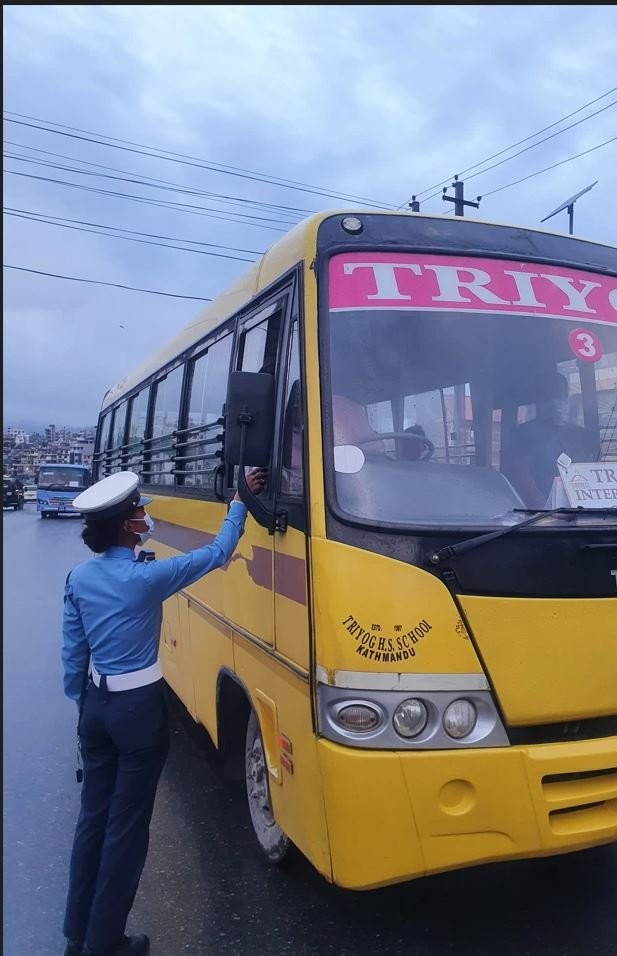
[224,372,274,466]
[224,371,287,533]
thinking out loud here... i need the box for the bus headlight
[318,684,508,749]
[443,699,477,739]
[393,698,428,738]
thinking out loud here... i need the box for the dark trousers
[63,678,169,953]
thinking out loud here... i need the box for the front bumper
[317,735,617,889]
[37,500,79,512]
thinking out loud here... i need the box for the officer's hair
[81,514,128,553]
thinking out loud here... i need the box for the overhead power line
[481,135,617,198]
[3,206,265,254]
[3,264,211,301]
[420,98,617,204]
[419,137,616,215]
[3,169,291,231]
[4,142,315,217]
[5,110,383,203]
[3,147,303,220]
[3,111,393,208]
[3,165,297,225]
[447,86,617,181]
[460,99,616,184]
[401,86,617,207]
[3,210,260,262]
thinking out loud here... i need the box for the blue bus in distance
[36,463,90,518]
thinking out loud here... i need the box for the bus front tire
[245,710,290,864]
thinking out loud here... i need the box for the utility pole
[442,175,481,216]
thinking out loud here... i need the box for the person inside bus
[332,394,385,454]
[332,396,433,464]
[62,467,265,956]
[507,371,597,508]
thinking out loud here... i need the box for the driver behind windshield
[332,395,432,461]
[332,394,385,454]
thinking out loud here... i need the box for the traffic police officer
[62,469,264,956]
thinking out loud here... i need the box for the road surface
[3,507,616,955]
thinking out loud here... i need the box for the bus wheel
[245,710,290,863]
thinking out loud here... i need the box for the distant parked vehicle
[3,478,24,511]
[23,483,37,502]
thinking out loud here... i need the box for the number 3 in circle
[568,327,602,363]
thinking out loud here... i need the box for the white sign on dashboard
[556,454,617,508]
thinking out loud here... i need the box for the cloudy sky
[3,4,617,430]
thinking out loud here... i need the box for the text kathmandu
[342,614,432,660]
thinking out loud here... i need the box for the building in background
[2,424,96,480]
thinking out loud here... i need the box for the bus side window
[108,401,128,473]
[145,364,184,486]
[96,410,114,478]
[182,334,233,491]
[238,305,282,375]
[126,386,150,479]
[281,321,304,497]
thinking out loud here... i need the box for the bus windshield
[326,252,617,528]
[37,466,89,491]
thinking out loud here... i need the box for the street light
[540,181,598,236]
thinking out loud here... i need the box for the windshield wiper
[512,508,617,516]
[430,507,617,566]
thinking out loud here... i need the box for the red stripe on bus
[153,519,307,606]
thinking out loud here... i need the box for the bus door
[273,311,310,672]
[225,293,289,647]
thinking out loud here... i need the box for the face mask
[138,513,155,546]
[127,512,155,546]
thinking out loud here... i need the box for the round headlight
[341,216,363,234]
[336,704,380,733]
[443,699,477,739]
[393,698,428,738]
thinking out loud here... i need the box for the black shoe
[83,935,150,956]
[64,942,82,956]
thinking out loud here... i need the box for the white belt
[91,660,162,692]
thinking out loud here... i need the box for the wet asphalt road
[3,507,617,956]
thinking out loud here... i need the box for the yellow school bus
[94,211,617,888]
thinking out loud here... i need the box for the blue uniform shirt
[62,501,247,702]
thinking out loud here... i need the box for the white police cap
[73,471,152,522]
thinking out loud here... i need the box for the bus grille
[542,766,617,836]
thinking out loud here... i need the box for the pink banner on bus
[328,253,617,326]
